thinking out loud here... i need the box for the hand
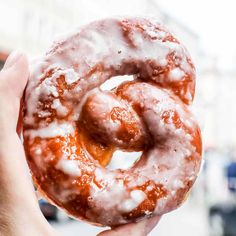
[0,51,160,236]
[97,216,160,236]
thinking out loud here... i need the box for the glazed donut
[23,17,202,226]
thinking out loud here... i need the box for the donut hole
[100,75,134,91]
[106,150,142,170]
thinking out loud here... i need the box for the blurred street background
[1,0,236,235]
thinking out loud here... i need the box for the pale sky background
[158,0,235,59]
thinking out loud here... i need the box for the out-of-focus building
[199,56,236,149]
[0,0,78,56]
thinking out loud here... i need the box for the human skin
[0,51,160,236]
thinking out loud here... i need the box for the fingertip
[9,51,29,79]
[1,50,29,98]
[98,215,161,236]
[144,215,161,235]
[4,50,23,69]
[3,50,29,76]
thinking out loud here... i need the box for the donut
[23,17,202,226]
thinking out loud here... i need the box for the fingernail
[144,216,161,235]
[3,50,24,69]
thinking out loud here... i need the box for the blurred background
[1,0,236,235]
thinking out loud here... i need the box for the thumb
[0,50,29,133]
[1,50,29,99]
[0,52,55,234]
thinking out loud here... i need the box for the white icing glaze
[25,122,74,138]
[37,110,51,118]
[119,190,146,212]
[130,190,146,204]
[57,159,81,177]
[51,99,69,117]
[146,185,153,192]
[169,68,185,81]
[34,148,42,155]
[88,178,128,224]
[40,78,59,97]
[64,68,79,85]
[185,89,193,101]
